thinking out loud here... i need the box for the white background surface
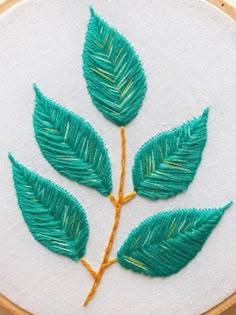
[0,1,236,314]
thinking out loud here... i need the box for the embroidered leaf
[117,203,232,277]
[9,155,89,261]
[83,7,147,126]
[133,108,209,200]
[33,84,112,196]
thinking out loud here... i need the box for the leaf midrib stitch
[35,107,108,188]
[143,129,199,179]
[130,212,223,253]
[9,7,232,307]
[25,175,82,248]
[88,20,139,111]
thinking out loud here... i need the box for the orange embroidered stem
[109,193,117,206]
[122,191,137,204]
[83,127,136,306]
[80,258,97,279]
[104,258,117,267]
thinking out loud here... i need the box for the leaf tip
[8,154,24,179]
[202,107,210,119]
[8,153,14,164]
[223,201,233,212]
[33,83,42,99]
[89,6,95,17]
[8,154,24,175]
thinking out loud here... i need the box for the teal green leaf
[83,7,147,126]
[9,155,89,261]
[33,84,112,196]
[117,203,232,277]
[133,108,209,200]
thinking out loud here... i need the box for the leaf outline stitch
[33,84,112,196]
[132,108,209,200]
[117,203,232,277]
[7,6,233,307]
[83,7,147,126]
[9,154,89,261]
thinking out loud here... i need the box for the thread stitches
[9,154,89,261]
[33,84,112,196]
[117,203,232,277]
[83,127,136,306]
[133,108,209,200]
[8,6,233,308]
[83,7,147,126]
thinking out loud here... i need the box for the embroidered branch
[8,7,233,309]
[83,127,136,306]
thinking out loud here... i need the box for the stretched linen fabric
[0,1,236,315]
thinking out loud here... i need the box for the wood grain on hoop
[0,0,235,314]
[0,290,235,315]
[207,0,236,20]
[208,0,236,20]
[203,291,236,315]
[0,0,22,14]
[0,294,32,315]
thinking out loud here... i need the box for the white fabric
[0,1,236,314]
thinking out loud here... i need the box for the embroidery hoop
[0,0,235,314]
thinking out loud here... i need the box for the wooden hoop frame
[0,0,235,314]
[208,0,236,20]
